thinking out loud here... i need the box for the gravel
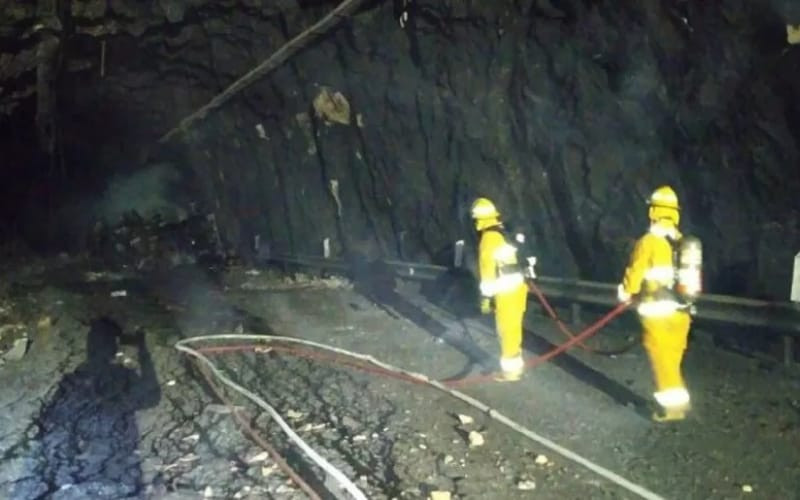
[0,259,798,499]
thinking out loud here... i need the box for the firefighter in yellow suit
[471,198,528,382]
[617,186,694,422]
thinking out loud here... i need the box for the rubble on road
[226,267,353,292]
[86,210,225,272]
[3,336,28,361]
[0,297,30,362]
[1,246,798,499]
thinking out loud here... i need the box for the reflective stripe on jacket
[621,224,685,317]
[478,229,524,297]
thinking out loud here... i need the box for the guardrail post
[787,251,800,367]
[784,337,794,367]
[323,238,331,259]
[571,303,582,326]
[792,251,800,302]
[398,231,406,260]
[454,240,464,268]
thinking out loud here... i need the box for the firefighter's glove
[480,297,493,315]
[617,284,632,304]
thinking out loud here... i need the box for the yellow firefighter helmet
[649,185,680,210]
[471,197,501,231]
[648,185,680,224]
[471,197,500,219]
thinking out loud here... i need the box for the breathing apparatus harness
[480,224,638,357]
[664,232,703,315]
[480,223,537,280]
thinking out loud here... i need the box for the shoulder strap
[664,234,681,282]
[481,224,506,238]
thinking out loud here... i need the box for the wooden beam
[158,0,370,144]
[34,0,61,156]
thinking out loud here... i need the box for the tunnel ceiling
[1,0,800,299]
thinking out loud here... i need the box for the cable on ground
[179,333,664,500]
[176,337,369,500]
[193,362,322,500]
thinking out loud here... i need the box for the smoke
[53,162,192,249]
[93,163,188,225]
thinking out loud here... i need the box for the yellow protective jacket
[478,228,525,297]
[621,224,684,317]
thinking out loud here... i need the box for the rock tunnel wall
[2,0,800,299]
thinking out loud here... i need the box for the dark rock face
[1,0,800,298]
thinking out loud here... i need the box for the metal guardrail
[269,254,800,336]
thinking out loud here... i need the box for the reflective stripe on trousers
[654,387,690,409]
[500,354,523,373]
[494,282,528,363]
[640,311,692,410]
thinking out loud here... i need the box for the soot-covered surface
[0,257,798,499]
[2,1,800,298]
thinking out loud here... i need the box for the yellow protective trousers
[494,283,528,364]
[640,311,691,408]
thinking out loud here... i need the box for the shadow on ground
[9,317,161,499]
[416,265,652,417]
[347,256,496,380]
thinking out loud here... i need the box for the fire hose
[440,299,631,386]
[194,361,323,500]
[175,280,649,498]
[177,332,664,500]
[527,280,639,356]
[176,338,369,500]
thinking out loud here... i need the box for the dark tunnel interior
[1,0,799,299]
[2,0,800,498]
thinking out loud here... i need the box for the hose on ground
[176,337,369,500]
[193,361,322,500]
[179,333,665,500]
[441,301,631,386]
[528,280,639,356]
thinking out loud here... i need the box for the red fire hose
[527,280,639,357]
[198,283,634,388]
[441,299,631,387]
